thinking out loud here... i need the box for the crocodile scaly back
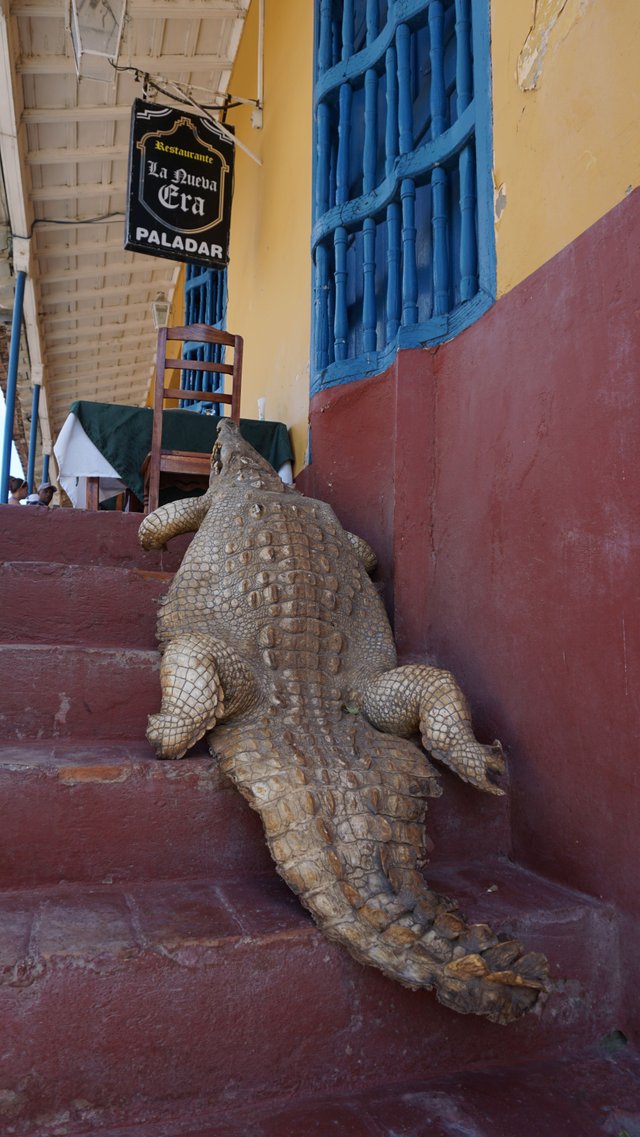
[139,421,549,1024]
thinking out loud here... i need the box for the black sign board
[125,99,234,269]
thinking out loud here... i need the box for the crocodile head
[210,418,286,493]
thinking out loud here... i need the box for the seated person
[8,477,27,505]
[37,482,57,508]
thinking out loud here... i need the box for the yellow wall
[492,0,640,297]
[225,0,313,472]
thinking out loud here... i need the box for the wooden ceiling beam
[42,260,174,286]
[43,301,162,329]
[17,52,234,75]
[13,0,246,17]
[27,145,128,166]
[41,278,168,307]
[30,181,127,203]
[43,320,157,343]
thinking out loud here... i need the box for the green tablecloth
[70,401,294,501]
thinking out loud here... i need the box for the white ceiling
[0,0,251,450]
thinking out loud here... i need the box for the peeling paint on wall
[494,180,507,223]
[517,0,570,90]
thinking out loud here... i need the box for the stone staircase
[1,505,639,1137]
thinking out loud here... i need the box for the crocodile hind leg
[356,667,549,1018]
[359,664,506,794]
[148,632,258,760]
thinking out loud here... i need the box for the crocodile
[139,419,549,1024]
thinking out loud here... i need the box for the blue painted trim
[310,0,496,395]
[314,0,442,101]
[459,143,478,299]
[27,384,40,493]
[0,270,26,504]
[310,288,495,396]
[311,102,475,246]
[471,0,497,306]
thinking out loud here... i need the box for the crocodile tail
[212,713,549,1025]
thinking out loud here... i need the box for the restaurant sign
[125,99,234,268]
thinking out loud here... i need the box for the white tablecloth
[53,411,126,508]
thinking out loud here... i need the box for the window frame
[311,0,496,394]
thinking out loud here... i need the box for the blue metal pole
[0,269,27,504]
[27,383,40,493]
[42,452,50,483]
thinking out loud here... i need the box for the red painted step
[0,860,623,1134]
[0,504,191,571]
[0,644,160,741]
[12,1046,636,1137]
[0,741,510,888]
[0,562,169,649]
[0,741,273,887]
[2,504,636,1137]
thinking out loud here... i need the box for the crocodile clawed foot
[147,711,208,760]
[428,736,506,795]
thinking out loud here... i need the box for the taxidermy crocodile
[139,420,549,1024]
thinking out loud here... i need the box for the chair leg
[86,477,100,510]
[146,465,160,515]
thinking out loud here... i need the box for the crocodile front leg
[149,632,258,760]
[139,495,209,549]
[359,665,505,795]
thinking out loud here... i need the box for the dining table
[53,401,294,509]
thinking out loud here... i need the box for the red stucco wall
[301,190,640,944]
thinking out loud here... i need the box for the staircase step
[0,742,273,887]
[0,505,191,571]
[0,862,623,1133]
[0,742,509,888]
[10,1046,637,1137]
[0,562,170,649]
[0,644,159,740]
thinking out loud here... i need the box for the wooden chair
[142,323,243,514]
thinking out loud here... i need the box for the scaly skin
[139,421,549,1024]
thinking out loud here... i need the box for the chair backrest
[154,322,242,416]
[149,322,243,463]
[144,323,243,513]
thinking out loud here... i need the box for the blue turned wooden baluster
[397,22,418,326]
[332,0,353,362]
[456,0,478,301]
[429,0,450,317]
[342,0,353,58]
[362,0,379,353]
[385,43,401,341]
[317,0,332,73]
[334,82,352,361]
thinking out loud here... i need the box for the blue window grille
[181,264,228,411]
[312,0,495,392]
